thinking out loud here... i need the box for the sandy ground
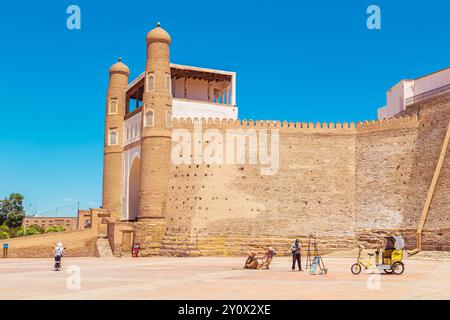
[0,256,449,300]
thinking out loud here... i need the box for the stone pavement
[0,256,449,299]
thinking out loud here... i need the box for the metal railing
[405,83,450,106]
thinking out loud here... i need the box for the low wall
[0,229,97,258]
[404,228,450,251]
[158,232,357,257]
[356,228,450,251]
[158,228,450,257]
[193,235,356,256]
[3,226,448,258]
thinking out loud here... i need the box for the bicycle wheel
[351,263,362,275]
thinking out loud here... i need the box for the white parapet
[172,98,238,120]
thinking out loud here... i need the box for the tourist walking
[53,242,64,271]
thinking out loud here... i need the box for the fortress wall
[355,117,419,231]
[165,163,199,235]
[164,120,358,255]
[157,98,450,256]
[399,94,450,232]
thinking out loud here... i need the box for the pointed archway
[128,156,140,221]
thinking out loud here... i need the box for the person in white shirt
[54,242,64,270]
[393,234,405,250]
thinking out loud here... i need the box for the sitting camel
[244,247,276,269]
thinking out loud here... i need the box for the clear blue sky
[0,0,448,216]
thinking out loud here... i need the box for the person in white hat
[53,242,64,270]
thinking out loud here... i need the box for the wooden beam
[127,77,145,96]
[125,95,130,114]
[170,67,232,82]
[135,86,140,108]
[207,80,211,101]
[416,121,450,250]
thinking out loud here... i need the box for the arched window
[145,109,154,127]
[165,73,171,93]
[109,129,118,145]
[109,98,118,114]
[166,110,172,127]
[147,73,155,92]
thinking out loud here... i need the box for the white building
[126,63,237,121]
[378,67,450,120]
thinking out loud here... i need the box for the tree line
[0,193,65,239]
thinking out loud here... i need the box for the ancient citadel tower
[96,23,450,257]
[102,58,129,218]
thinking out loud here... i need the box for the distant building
[77,210,92,230]
[378,67,450,119]
[23,216,77,230]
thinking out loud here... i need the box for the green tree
[0,193,25,228]
[0,224,9,239]
[29,224,45,234]
[9,225,46,238]
[25,226,43,236]
[13,227,26,237]
[45,225,66,233]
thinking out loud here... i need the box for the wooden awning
[170,67,231,82]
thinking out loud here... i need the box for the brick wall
[150,95,450,256]
[399,94,450,229]
[355,117,419,230]
[77,210,92,230]
[159,121,358,256]
[23,216,78,231]
[356,227,450,251]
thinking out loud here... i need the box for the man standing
[291,239,302,271]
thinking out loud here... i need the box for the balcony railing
[405,83,450,106]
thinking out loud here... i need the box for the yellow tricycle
[351,236,405,275]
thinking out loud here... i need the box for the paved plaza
[1,256,449,299]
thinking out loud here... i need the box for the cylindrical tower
[138,22,173,220]
[102,58,130,221]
